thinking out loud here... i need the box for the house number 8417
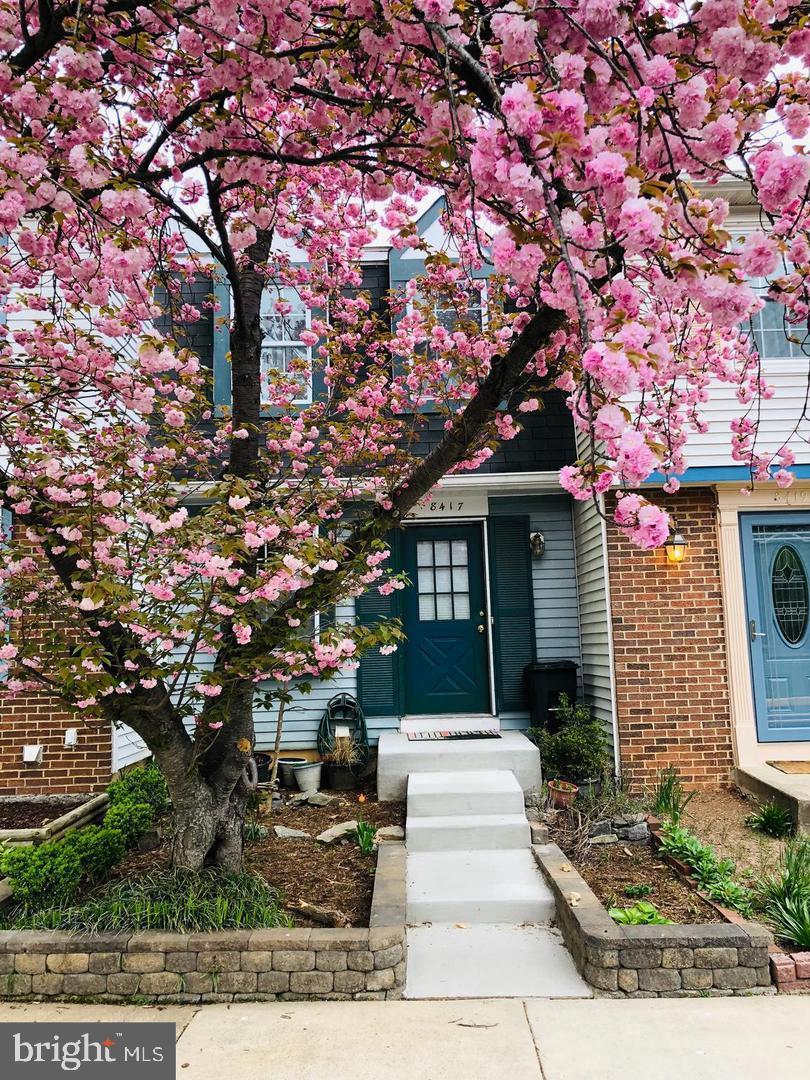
[428,500,463,512]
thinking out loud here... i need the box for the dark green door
[402,524,491,715]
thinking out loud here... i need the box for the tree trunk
[169,772,250,872]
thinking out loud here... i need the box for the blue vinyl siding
[252,599,358,751]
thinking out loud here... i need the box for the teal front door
[741,512,810,742]
[401,524,491,715]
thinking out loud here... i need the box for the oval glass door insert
[771,545,809,645]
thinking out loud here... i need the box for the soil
[548,816,723,925]
[0,799,85,831]
[683,788,785,883]
[109,782,405,929]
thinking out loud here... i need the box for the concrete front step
[377,730,542,801]
[407,770,525,818]
[407,849,555,925]
[406,812,530,852]
[404,924,592,999]
[399,715,500,735]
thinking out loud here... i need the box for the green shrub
[104,802,154,849]
[651,766,695,824]
[530,695,610,783]
[609,901,672,925]
[62,825,127,883]
[745,801,793,839]
[14,868,293,933]
[107,761,169,817]
[0,841,83,910]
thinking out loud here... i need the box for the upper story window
[260,285,312,405]
[746,271,809,363]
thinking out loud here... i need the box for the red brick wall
[0,693,111,795]
[0,523,113,795]
[607,487,734,790]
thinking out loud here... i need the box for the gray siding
[573,496,617,754]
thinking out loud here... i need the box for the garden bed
[547,812,723,925]
[534,842,773,997]
[0,797,90,831]
[106,787,405,928]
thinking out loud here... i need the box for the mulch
[0,800,84,831]
[549,818,723,925]
[108,783,405,929]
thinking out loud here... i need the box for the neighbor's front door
[741,512,810,742]
[401,524,490,715]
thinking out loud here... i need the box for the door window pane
[414,536,473,622]
[772,545,809,645]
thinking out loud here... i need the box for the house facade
[2,191,809,796]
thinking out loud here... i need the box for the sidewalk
[1,996,808,1079]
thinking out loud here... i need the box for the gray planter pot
[293,762,322,795]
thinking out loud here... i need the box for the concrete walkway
[2,997,809,1079]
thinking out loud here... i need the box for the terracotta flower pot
[547,780,579,809]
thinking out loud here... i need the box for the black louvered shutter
[356,533,400,717]
[154,273,215,392]
[488,516,535,711]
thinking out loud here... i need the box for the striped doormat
[767,760,810,774]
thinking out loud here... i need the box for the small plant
[62,825,127,883]
[243,818,268,842]
[531,695,610,784]
[745,801,793,839]
[623,883,653,900]
[651,766,695,824]
[609,901,673,925]
[764,895,810,950]
[354,819,377,856]
[10,867,292,933]
[324,736,362,768]
[659,820,754,917]
[756,839,810,912]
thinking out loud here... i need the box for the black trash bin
[523,660,578,733]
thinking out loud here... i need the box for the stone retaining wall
[535,843,774,998]
[0,843,406,1003]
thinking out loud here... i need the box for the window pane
[453,593,470,620]
[434,541,450,565]
[452,565,468,592]
[435,594,453,620]
[417,567,434,593]
[451,540,468,564]
[418,594,435,621]
[435,567,452,592]
[417,541,433,567]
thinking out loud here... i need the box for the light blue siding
[252,599,359,751]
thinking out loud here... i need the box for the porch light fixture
[664,528,688,565]
[530,531,546,559]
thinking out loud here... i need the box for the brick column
[606,487,734,789]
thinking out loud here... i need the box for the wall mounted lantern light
[664,528,688,565]
[530,531,546,559]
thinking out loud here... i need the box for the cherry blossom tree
[0,0,808,869]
